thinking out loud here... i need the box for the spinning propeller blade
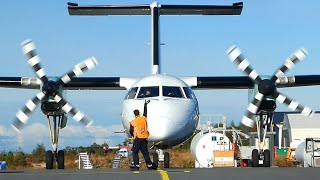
[227,46,261,83]
[54,94,93,127]
[21,40,48,83]
[12,39,97,132]
[59,57,98,84]
[271,48,307,82]
[227,46,314,128]
[275,91,313,116]
[12,92,45,132]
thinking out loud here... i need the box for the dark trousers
[132,138,152,166]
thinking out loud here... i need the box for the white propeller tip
[21,39,36,54]
[226,45,238,55]
[11,124,22,134]
[227,45,242,62]
[300,48,308,55]
[241,116,255,128]
[21,39,33,46]
[90,57,98,65]
[86,121,93,127]
[295,48,308,60]
[301,106,314,117]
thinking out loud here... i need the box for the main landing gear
[45,115,66,169]
[152,149,170,168]
[250,110,272,167]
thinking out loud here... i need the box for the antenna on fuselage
[67,1,243,74]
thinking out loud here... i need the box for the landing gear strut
[250,110,273,167]
[45,114,66,169]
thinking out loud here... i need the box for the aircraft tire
[57,150,65,169]
[46,150,54,169]
[164,152,170,168]
[251,149,259,167]
[263,149,271,167]
[153,152,159,168]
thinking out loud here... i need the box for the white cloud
[0,123,126,153]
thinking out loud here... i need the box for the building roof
[286,113,320,129]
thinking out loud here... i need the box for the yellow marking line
[133,171,140,174]
[157,169,169,180]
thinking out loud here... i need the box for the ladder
[79,152,93,169]
[112,156,121,168]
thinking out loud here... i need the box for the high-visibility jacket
[130,115,149,139]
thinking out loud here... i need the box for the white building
[274,112,320,148]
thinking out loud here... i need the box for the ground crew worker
[129,100,157,171]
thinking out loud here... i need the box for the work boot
[147,163,158,170]
[130,165,139,171]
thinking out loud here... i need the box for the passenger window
[163,86,183,98]
[125,87,138,99]
[137,86,159,98]
[183,87,196,99]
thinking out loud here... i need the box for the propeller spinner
[227,46,314,128]
[12,39,98,132]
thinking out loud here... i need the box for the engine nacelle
[41,101,62,116]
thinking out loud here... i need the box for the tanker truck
[295,138,320,167]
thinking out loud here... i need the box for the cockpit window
[125,87,138,99]
[183,87,196,99]
[137,86,159,98]
[163,86,184,98]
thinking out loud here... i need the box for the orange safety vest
[130,115,150,139]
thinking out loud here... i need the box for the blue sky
[1,0,320,152]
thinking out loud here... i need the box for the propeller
[11,39,98,132]
[227,46,314,128]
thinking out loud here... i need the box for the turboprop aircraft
[1,1,320,169]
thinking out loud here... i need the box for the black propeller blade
[12,40,98,132]
[227,46,314,128]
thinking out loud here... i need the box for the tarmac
[1,167,320,180]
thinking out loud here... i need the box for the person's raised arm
[143,100,150,117]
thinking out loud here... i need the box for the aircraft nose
[148,112,193,142]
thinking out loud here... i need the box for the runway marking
[157,169,169,180]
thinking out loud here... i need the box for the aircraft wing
[0,77,139,90]
[181,75,320,89]
[0,77,41,89]
[67,2,243,16]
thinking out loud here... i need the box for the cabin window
[183,87,196,99]
[137,86,159,98]
[125,87,138,99]
[162,86,184,98]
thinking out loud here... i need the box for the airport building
[273,112,320,148]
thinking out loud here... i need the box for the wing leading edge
[0,77,138,90]
[181,75,320,89]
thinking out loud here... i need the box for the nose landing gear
[152,149,170,168]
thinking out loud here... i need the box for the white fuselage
[121,74,199,148]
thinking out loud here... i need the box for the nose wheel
[152,149,170,168]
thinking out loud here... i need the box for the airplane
[1,1,320,169]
